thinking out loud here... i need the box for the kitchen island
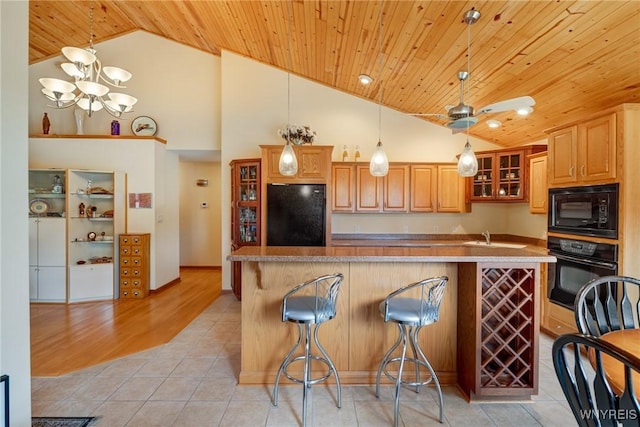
[227,243,555,401]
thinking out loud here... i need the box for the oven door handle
[549,252,617,270]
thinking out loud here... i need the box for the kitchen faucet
[481,230,491,245]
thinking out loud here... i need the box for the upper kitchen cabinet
[331,163,355,212]
[410,164,468,213]
[528,152,548,214]
[355,164,409,212]
[332,162,467,214]
[547,113,616,186]
[468,146,546,202]
[261,145,333,184]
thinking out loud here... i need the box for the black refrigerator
[267,183,326,246]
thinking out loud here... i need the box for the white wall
[29,137,180,290]
[1,2,32,425]
[29,31,220,154]
[179,162,222,266]
[219,50,547,290]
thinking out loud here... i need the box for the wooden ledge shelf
[30,134,167,144]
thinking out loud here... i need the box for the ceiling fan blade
[409,113,449,120]
[476,96,535,115]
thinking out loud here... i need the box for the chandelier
[39,2,137,118]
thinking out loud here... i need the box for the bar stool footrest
[382,357,437,388]
[283,355,334,386]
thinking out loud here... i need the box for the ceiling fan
[412,9,535,133]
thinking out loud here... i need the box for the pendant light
[369,1,389,177]
[457,10,480,177]
[279,1,298,176]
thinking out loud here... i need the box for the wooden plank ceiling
[29,1,640,147]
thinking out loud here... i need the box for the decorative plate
[30,199,49,215]
[131,116,158,136]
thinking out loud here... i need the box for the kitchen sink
[463,241,527,249]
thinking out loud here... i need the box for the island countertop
[227,243,556,263]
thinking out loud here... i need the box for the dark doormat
[32,417,96,427]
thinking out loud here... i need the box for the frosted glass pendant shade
[457,141,479,176]
[279,142,298,176]
[369,141,389,177]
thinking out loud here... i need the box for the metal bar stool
[272,273,344,427]
[376,276,448,427]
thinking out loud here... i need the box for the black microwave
[548,183,618,239]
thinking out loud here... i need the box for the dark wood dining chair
[552,333,640,427]
[575,275,640,337]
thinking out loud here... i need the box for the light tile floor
[32,293,575,426]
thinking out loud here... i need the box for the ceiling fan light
[458,141,478,177]
[358,74,373,85]
[517,106,533,116]
[447,116,478,129]
[487,119,501,128]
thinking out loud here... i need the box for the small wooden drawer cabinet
[119,233,150,299]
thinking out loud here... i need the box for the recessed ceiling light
[486,119,501,128]
[516,106,533,116]
[358,74,373,85]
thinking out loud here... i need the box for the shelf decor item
[277,124,316,145]
[42,113,51,134]
[131,116,158,136]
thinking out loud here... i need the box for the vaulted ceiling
[29,1,640,147]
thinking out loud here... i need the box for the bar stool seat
[272,273,344,427]
[376,276,448,427]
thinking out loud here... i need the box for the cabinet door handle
[569,166,574,177]
[580,165,585,176]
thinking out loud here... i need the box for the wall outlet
[433,225,439,233]
[355,225,360,233]
[402,225,409,234]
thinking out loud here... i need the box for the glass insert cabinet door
[231,159,261,247]
[497,153,521,198]
[469,149,526,202]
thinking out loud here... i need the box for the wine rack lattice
[480,267,535,389]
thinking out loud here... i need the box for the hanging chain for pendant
[378,0,383,142]
[286,0,293,139]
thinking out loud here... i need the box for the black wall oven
[548,183,618,239]
[547,236,618,310]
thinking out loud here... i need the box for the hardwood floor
[30,267,222,376]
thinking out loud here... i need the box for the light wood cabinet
[119,233,150,299]
[230,159,261,300]
[355,164,408,212]
[437,165,467,213]
[410,165,436,212]
[468,146,546,202]
[528,152,548,214]
[261,145,333,184]
[331,163,355,212]
[333,162,467,213]
[547,112,616,186]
